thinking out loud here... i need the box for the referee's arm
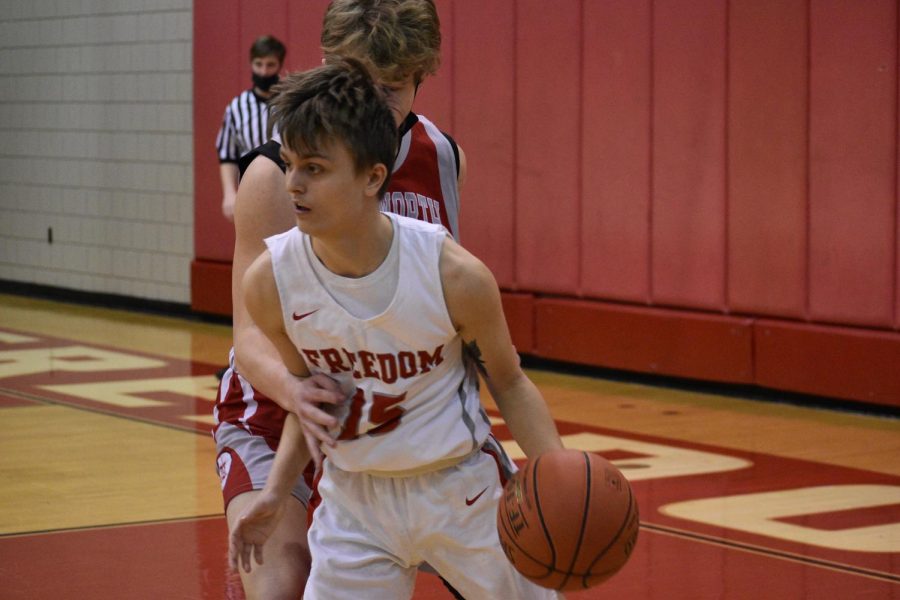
[216,105,241,221]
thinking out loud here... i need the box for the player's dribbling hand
[228,491,286,573]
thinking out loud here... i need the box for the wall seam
[449,0,456,134]
[804,0,812,323]
[512,0,519,292]
[647,0,655,305]
[893,0,900,331]
[577,0,585,297]
[723,0,731,314]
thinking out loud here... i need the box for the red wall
[193,0,900,407]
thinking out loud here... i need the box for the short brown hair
[250,35,287,64]
[269,59,397,195]
[321,0,440,84]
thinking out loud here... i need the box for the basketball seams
[496,449,639,591]
[583,478,638,585]
[496,464,555,578]
[530,455,559,573]
[496,522,555,579]
[549,451,590,590]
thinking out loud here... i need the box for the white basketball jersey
[265,214,491,473]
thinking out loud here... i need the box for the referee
[216,35,287,221]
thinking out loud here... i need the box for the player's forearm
[263,413,310,499]
[233,324,298,413]
[490,372,563,458]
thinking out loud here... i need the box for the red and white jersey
[380,114,461,240]
[265,214,491,473]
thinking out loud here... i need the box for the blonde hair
[321,0,441,84]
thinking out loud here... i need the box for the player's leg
[305,463,417,600]
[215,421,312,599]
[420,439,563,599]
[225,490,311,600]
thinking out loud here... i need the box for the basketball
[496,449,639,591]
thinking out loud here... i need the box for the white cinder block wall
[0,0,194,304]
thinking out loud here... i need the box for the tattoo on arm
[463,339,488,378]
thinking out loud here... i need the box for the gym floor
[0,292,897,599]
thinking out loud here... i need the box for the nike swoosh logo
[465,487,488,506]
[292,310,319,321]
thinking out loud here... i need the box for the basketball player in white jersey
[214,2,468,597]
[236,59,564,600]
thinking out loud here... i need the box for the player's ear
[364,163,388,198]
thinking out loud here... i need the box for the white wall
[0,0,193,304]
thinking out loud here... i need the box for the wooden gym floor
[0,292,898,599]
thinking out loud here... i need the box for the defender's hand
[228,491,287,573]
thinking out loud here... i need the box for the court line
[640,522,900,584]
[0,514,225,540]
[7,513,897,586]
[0,385,206,435]
[5,385,899,583]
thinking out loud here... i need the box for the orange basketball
[496,449,639,591]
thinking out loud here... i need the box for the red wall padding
[727,0,808,319]
[500,292,535,355]
[190,260,232,316]
[808,0,898,328]
[513,0,583,293]
[755,319,900,407]
[651,0,728,311]
[412,1,454,131]
[285,0,333,61]
[193,0,328,264]
[534,298,754,384]
[581,0,652,303]
[193,0,240,263]
[451,0,516,287]
[193,1,900,406]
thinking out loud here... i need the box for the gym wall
[0,0,194,303]
[193,0,900,407]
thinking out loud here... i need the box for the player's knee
[240,542,310,600]
[241,571,307,600]
[244,587,303,600]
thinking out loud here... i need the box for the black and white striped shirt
[215,89,270,163]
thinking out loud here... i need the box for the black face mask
[252,72,279,92]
